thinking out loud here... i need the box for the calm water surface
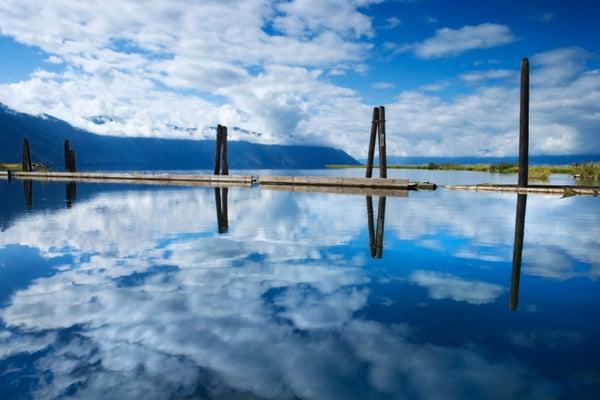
[0,174,599,399]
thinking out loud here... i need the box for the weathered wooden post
[378,106,387,178]
[510,194,527,311]
[221,187,229,231]
[221,126,229,175]
[214,125,223,175]
[68,149,77,172]
[22,138,32,172]
[518,58,529,187]
[214,187,228,233]
[366,107,379,178]
[64,140,71,171]
[366,196,376,256]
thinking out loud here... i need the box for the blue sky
[0,0,599,157]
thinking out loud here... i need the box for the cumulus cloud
[409,270,504,304]
[408,23,515,59]
[459,69,516,82]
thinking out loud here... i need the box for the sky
[0,0,599,158]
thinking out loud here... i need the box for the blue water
[0,175,599,399]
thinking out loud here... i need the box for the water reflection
[66,182,77,208]
[214,187,228,233]
[0,182,598,399]
[23,180,32,209]
[510,194,527,311]
[366,196,386,258]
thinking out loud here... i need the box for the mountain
[366,155,600,166]
[0,104,359,170]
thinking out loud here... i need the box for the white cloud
[532,11,555,23]
[460,69,516,82]
[408,23,515,59]
[382,17,401,29]
[409,270,504,304]
[372,81,394,89]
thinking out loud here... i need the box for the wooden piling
[64,140,71,171]
[518,58,529,187]
[68,149,76,173]
[366,107,379,178]
[22,138,32,172]
[214,187,228,233]
[214,125,223,175]
[510,194,527,311]
[377,106,387,179]
[7,169,12,183]
[221,126,229,175]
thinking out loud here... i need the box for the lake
[0,171,599,399]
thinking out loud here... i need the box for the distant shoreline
[326,162,600,180]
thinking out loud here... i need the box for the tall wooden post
[22,138,32,172]
[214,125,223,175]
[377,106,387,178]
[510,194,527,311]
[366,107,379,178]
[68,149,76,172]
[64,140,71,171]
[518,58,529,187]
[221,126,229,175]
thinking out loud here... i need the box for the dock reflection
[366,195,386,258]
[215,187,229,233]
[510,194,527,311]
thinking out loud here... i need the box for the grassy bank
[326,162,600,181]
[0,163,21,171]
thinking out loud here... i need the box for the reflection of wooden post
[214,187,228,233]
[24,180,32,208]
[214,126,223,175]
[378,106,387,179]
[366,196,376,257]
[518,58,529,187]
[510,194,527,311]
[66,182,77,208]
[366,107,379,178]
[22,138,32,172]
[221,126,229,175]
[7,169,12,183]
[366,195,386,258]
[375,196,386,258]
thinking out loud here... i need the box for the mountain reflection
[0,182,599,399]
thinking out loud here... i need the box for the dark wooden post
[7,169,12,183]
[221,187,229,232]
[366,196,376,257]
[221,126,229,175]
[375,196,386,258]
[22,138,32,172]
[68,149,76,172]
[366,107,379,178]
[64,140,71,171]
[377,106,387,178]
[214,125,223,175]
[510,194,527,311]
[518,58,529,187]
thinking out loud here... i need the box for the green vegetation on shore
[0,163,21,171]
[326,162,600,181]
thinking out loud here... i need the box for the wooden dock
[446,184,599,196]
[0,171,435,196]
